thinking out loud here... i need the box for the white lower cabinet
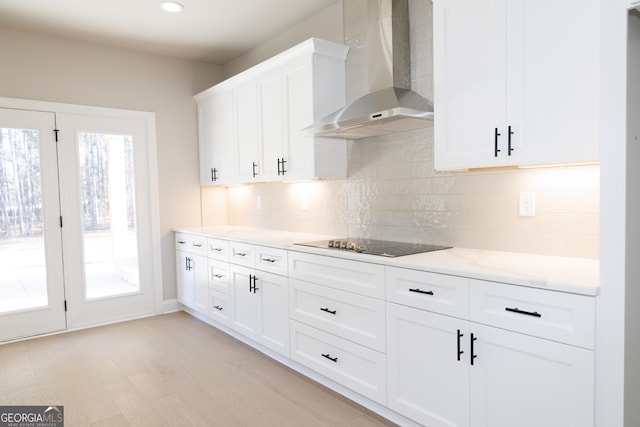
[290,320,386,405]
[175,233,208,312]
[230,264,289,356]
[469,323,594,427]
[387,302,470,427]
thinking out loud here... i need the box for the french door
[0,109,67,341]
[0,105,160,341]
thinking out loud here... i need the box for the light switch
[519,192,536,217]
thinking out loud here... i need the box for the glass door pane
[77,133,139,300]
[0,127,48,312]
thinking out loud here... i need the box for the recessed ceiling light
[160,1,184,13]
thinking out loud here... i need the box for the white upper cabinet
[434,0,599,170]
[196,89,235,185]
[195,38,349,185]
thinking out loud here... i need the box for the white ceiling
[0,0,338,64]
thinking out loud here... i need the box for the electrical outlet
[519,192,536,217]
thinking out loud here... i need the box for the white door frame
[0,97,164,326]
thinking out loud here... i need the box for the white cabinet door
[506,0,598,166]
[176,250,195,308]
[258,69,286,182]
[434,0,598,170]
[387,302,470,427]
[256,270,289,356]
[230,264,260,336]
[469,324,594,427]
[230,263,289,356]
[198,90,235,185]
[192,254,209,313]
[234,81,260,182]
[282,56,315,181]
[434,0,506,170]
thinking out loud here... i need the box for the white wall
[222,1,344,77]
[0,27,223,302]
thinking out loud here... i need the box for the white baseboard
[162,299,182,313]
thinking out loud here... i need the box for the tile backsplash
[201,0,600,259]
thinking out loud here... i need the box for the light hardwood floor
[0,312,397,426]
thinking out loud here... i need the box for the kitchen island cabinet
[174,226,599,427]
[433,0,599,170]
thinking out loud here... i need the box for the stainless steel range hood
[304,0,434,140]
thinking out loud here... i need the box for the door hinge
[64,300,67,312]
[54,128,59,142]
[59,216,63,228]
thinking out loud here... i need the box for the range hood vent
[305,0,434,140]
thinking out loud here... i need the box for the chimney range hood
[304,0,434,140]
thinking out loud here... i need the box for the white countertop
[175,226,600,296]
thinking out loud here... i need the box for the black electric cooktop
[294,238,451,258]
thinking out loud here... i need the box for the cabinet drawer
[469,280,596,349]
[289,279,385,352]
[229,241,255,267]
[207,238,230,262]
[290,321,386,405]
[209,259,231,295]
[209,289,232,326]
[386,267,469,318]
[288,251,385,299]
[255,245,288,276]
[175,232,207,256]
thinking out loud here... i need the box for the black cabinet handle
[470,333,478,366]
[186,257,192,271]
[321,353,338,363]
[252,162,258,178]
[193,243,203,247]
[211,167,218,182]
[235,252,247,257]
[248,275,259,293]
[508,125,514,155]
[211,247,223,252]
[212,274,224,279]
[213,305,223,311]
[277,158,287,176]
[457,329,464,361]
[262,257,277,263]
[505,307,542,318]
[494,127,501,157]
[177,240,186,244]
[409,288,434,296]
[320,307,337,315]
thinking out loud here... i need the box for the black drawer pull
[321,353,338,363]
[505,307,542,318]
[262,258,277,263]
[320,307,337,315]
[211,247,223,252]
[193,243,203,247]
[213,305,223,311]
[235,252,247,257]
[212,274,224,279]
[177,240,186,244]
[409,288,434,295]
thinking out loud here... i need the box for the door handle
[494,127,501,157]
